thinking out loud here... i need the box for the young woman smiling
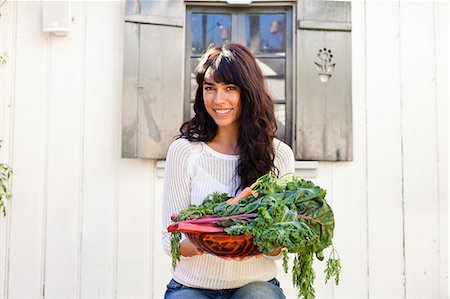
[162,43,295,299]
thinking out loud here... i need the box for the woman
[162,43,295,299]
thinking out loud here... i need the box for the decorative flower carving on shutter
[314,48,335,83]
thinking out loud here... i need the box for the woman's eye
[204,86,213,91]
[227,86,237,91]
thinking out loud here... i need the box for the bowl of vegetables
[168,174,341,299]
[168,221,261,257]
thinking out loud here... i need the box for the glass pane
[275,104,286,141]
[125,0,140,15]
[256,58,285,101]
[191,76,197,100]
[189,102,195,119]
[191,13,231,55]
[190,58,202,100]
[246,14,286,55]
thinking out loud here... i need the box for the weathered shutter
[122,1,184,159]
[295,0,352,161]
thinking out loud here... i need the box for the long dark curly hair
[179,43,278,191]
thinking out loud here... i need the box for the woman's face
[202,73,241,131]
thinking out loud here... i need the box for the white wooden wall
[0,1,447,298]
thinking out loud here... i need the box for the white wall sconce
[42,1,71,36]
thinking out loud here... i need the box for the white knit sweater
[161,138,295,290]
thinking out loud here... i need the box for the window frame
[184,4,295,146]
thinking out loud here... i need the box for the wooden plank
[0,1,16,298]
[310,164,333,299]
[79,2,122,297]
[365,2,405,297]
[116,159,153,298]
[400,2,441,297]
[434,2,449,296]
[151,174,172,298]
[4,2,47,298]
[330,2,368,297]
[121,22,139,158]
[41,2,84,297]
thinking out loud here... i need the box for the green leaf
[170,231,182,270]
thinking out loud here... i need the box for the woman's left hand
[269,247,283,256]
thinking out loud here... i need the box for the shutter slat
[298,20,351,32]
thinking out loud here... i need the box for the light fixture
[42,1,71,36]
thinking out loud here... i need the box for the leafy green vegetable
[282,248,289,273]
[170,231,182,270]
[293,253,315,299]
[0,140,13,217]
[169,173,341,298]
[325,247,341,285]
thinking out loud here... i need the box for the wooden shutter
[122,2,184,159]
[295,0,352,161]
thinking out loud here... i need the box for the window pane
[256,58,285,101]
[275,104,286,141]
[125,0,140,15]
[190,58,202,100]
[191,13,231,55]
[246,14,286,55]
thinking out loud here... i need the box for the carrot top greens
[169,173,341,299]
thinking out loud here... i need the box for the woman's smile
[213,108,233,115]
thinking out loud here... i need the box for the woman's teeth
[215,109,232,115]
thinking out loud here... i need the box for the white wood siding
[0,1,447,298]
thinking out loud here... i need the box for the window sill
[156,160,318,178]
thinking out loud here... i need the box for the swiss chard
[168,173,341,299]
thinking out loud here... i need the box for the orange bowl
[186,232,261,257]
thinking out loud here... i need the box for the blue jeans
[164,278,286,299]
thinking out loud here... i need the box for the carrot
[226,187,255,204]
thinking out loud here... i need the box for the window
[121,0,352,161]
[185,6,293,144]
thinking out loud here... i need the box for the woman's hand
[180,239,203,257]
[269,247,283,256]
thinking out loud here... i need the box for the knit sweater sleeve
[161,139,193,256]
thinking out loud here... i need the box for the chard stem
[297,213,325,226]
[181,213,258,224]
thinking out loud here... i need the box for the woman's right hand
[180,239,203,257]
